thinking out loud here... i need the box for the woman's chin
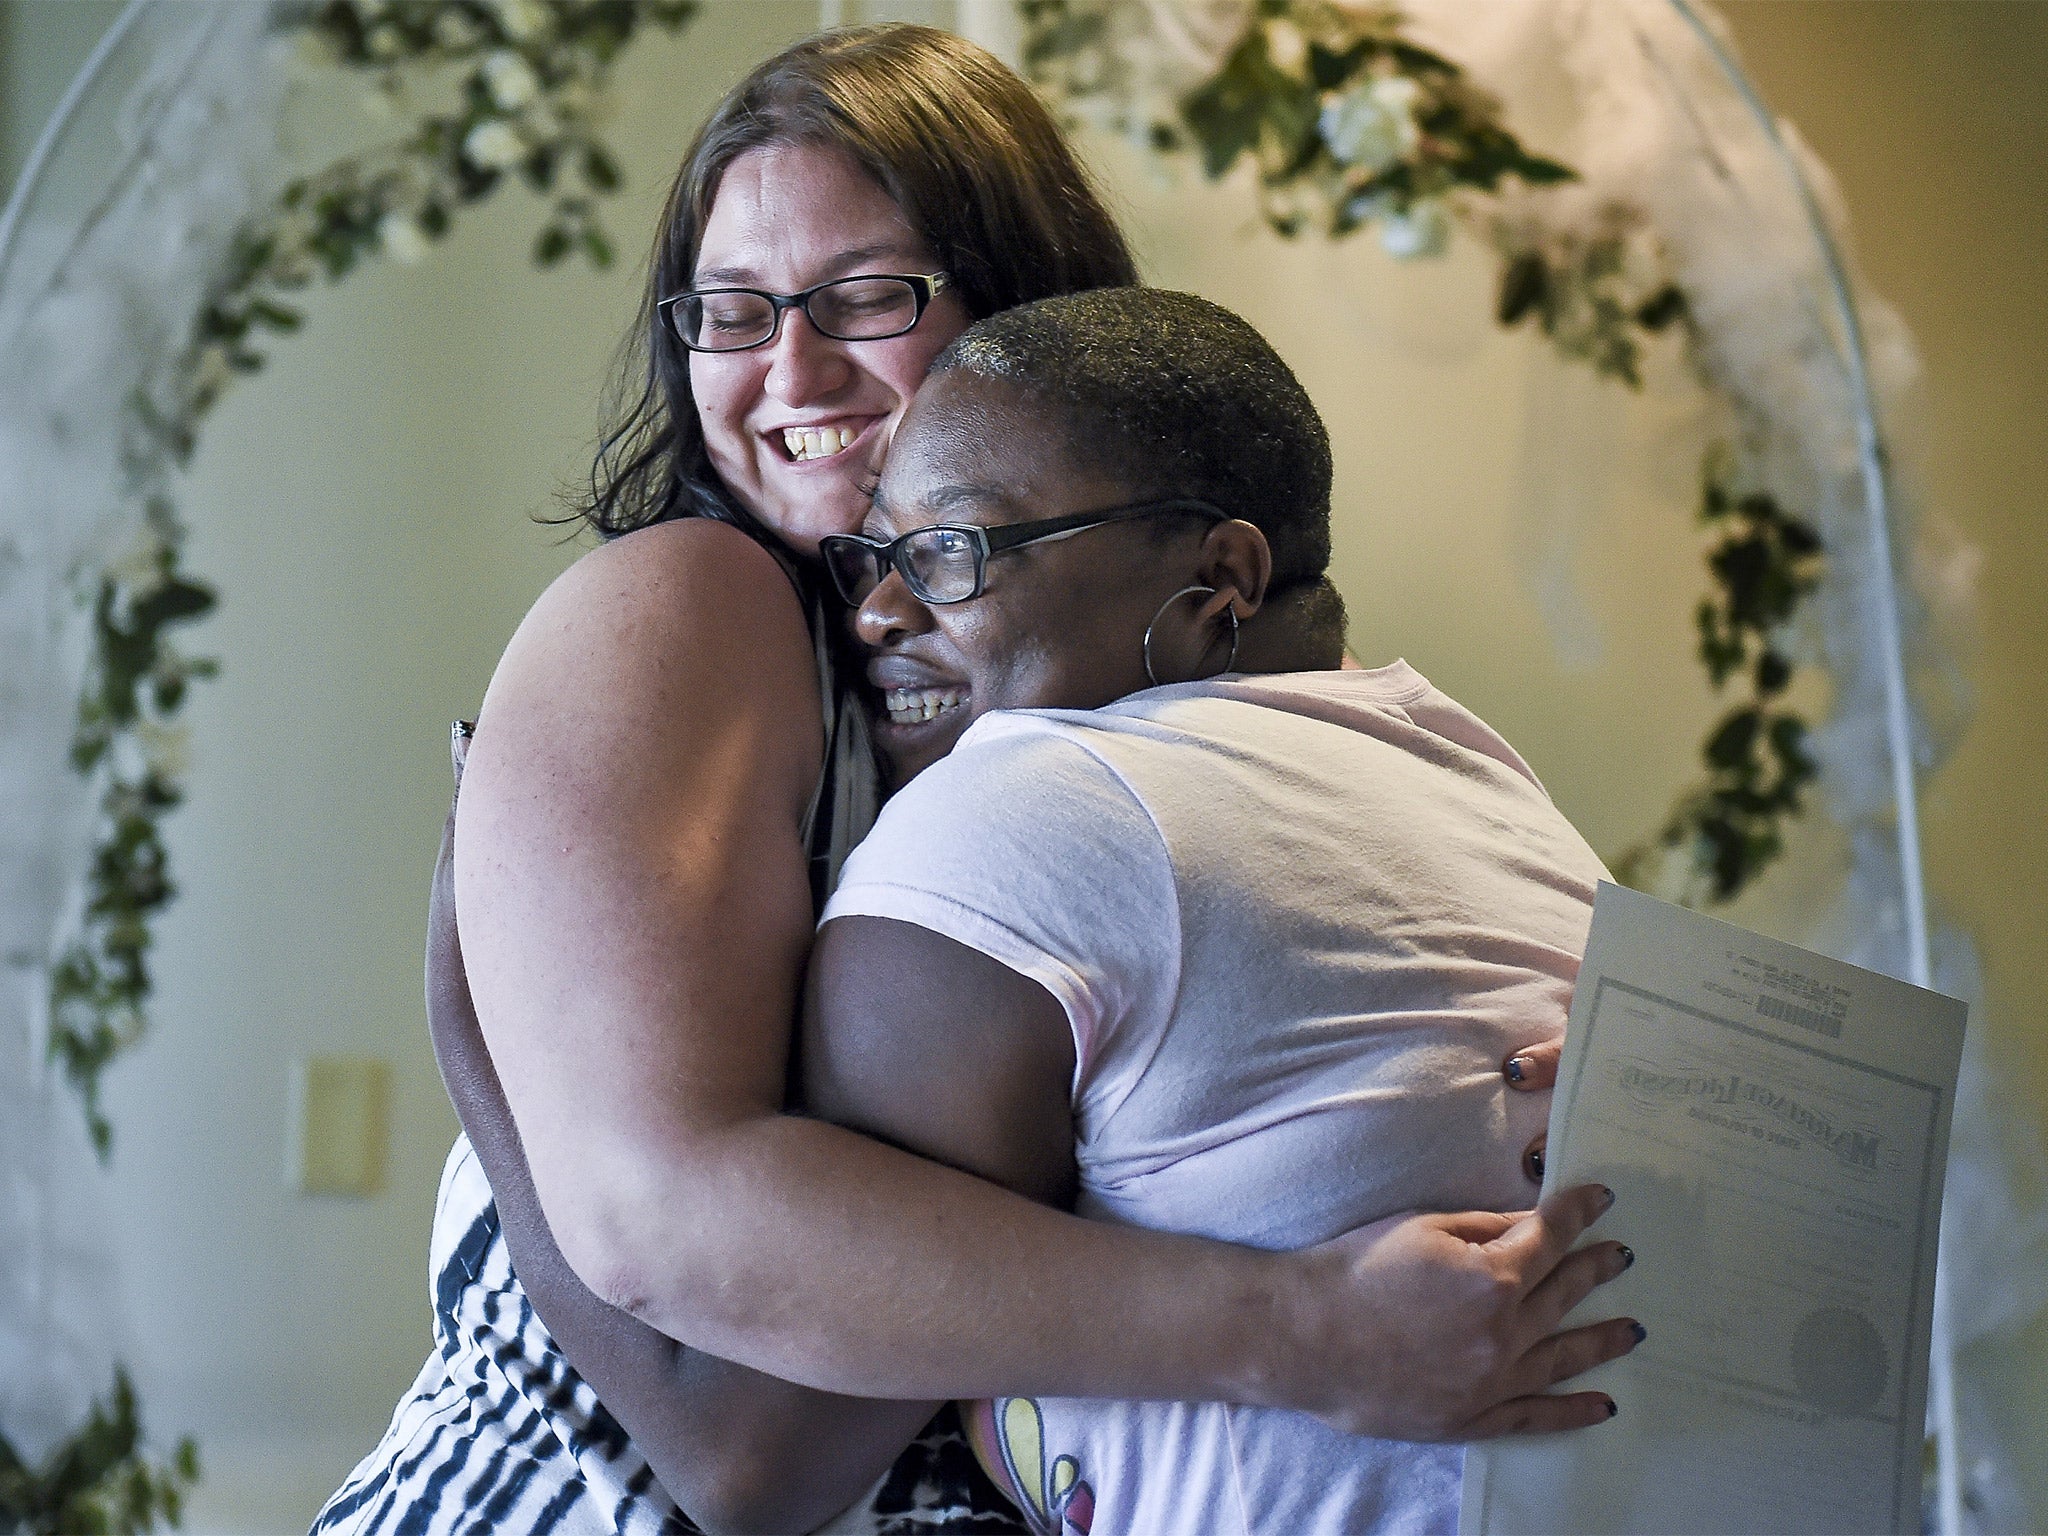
[762,499,864,556]
[759,467,880,554]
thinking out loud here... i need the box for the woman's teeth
[884,687,966,725]
[784,425,858,461]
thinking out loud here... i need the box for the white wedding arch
[0,1,2037,1528]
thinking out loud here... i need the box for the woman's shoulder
[505,519,814,690]
[547,515,805,633]
[472,516,825,801]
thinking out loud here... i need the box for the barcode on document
[1756,991,1842,1040]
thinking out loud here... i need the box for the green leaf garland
[28,4,695,1528]
[1022,0,1823,908]
[51,0,697,1162]
[0,1371,199,1536]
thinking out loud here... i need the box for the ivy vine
[29,4,694,1529]
[50,0,696,1162]
[1022,0,1825,910]
[0,1372,198,1536]
[1612,455,1823,903]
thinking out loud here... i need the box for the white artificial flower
[481,50,540,111]
[378,213,429,265]
[434,8,482,50]
[463,119,526,171]
[1378,199,1450,260]
[1263,17,1308,77]
[490,0,551,43]
[1320,86,1404,175]
[135,721,192,782]
[104,534,168,596]
[191,343,235,403]
[1368,74,1423,155]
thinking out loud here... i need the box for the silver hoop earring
[1143,585,1241,687]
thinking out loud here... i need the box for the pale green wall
[6,3,819,1527]
[5,1,2042,1530]
[0,0,126,195]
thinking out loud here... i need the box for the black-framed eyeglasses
[820,498,1228,607]
[657,272,951,353]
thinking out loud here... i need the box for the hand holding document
[1463,883,1966,1536]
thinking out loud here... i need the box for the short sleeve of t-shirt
[820,715,1181,1083]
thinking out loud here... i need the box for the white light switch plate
[286,1055,391,1197]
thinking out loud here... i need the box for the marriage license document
[1461,882,1966,1536]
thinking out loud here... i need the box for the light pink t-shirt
[822,664,1607,1536]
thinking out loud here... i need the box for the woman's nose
[853,571,935,649]
[762,308,851,405]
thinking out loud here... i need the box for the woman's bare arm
[458,518,1631,1435]
[431,771,935,1535]
[459,519,1282,1401]
[804,915,1645,1443]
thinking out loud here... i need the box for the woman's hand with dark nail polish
[1502,1036,1563,1092]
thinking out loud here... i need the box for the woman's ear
[1196,520,1273,620]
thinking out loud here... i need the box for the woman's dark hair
[933,288,1335,592]
[581,24,1140,541]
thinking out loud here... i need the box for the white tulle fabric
[0,1,286,1463]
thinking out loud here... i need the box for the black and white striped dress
[312,1140,1020,1535]
[313,583,1025,1536]
[313,1140,688,1536]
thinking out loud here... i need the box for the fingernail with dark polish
[1506,1056,1530,1084]
[1605,1399,1620,1419]
[1601,1185,1617,1210]
[1524,1145,1545,1182]
[1630,1320,1647,1344]
[1618,1244,1635,1270]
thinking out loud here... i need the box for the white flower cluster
[1318,74,1420,174]
[1318,69,1447,257]
[1265,15,1447,260]
[463,118,526,172]
[492,0,553,43]
[377,211,429,264]
[483,48,541,111]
